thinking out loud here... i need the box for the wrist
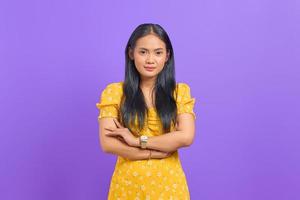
[148,150,152,159]
[133,137,140,147]
[137,148,150,160]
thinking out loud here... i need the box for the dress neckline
[148,107,156,111]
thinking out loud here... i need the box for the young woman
[96,23,196,200]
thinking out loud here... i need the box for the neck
[139,76,156,91]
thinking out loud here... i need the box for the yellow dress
[96,82,196,200]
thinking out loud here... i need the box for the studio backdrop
[0,0,299,200]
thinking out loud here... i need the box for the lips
[144,66,156,71]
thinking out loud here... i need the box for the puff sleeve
[176,83,196,119]
[96,83,123,120]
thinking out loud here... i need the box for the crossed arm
[98,113,195,160]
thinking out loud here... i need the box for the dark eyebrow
[138,47,164,51]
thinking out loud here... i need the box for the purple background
[1,0,299,199]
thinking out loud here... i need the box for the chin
[140,73,158,79]
[136,68,161,78]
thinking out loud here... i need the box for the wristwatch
[139,135,148,149]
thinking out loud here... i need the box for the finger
[117,136,126,143]
[113,118,124,128]
[105,131,120,136]
[113,129,124,136]
[104,127,115,131]
[112,119,119,128]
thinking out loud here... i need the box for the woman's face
[129,34,169,80]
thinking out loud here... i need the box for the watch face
[141,136,147,140]
[140,135,147,149]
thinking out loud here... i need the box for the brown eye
[156,51,163,55]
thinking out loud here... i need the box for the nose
[146,53,155,63]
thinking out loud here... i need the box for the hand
[150,150,174,159]
[105,119,139,147]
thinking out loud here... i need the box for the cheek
[133,54,145,66]
[157,57,167,67]
[134,59,144,69]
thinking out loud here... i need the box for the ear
[165,50,170,62]
[128,47,134,60]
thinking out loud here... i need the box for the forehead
[135,34,166,49]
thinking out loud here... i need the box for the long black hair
[120,23,177,135]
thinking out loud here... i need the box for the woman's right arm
[99,117,171,160]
